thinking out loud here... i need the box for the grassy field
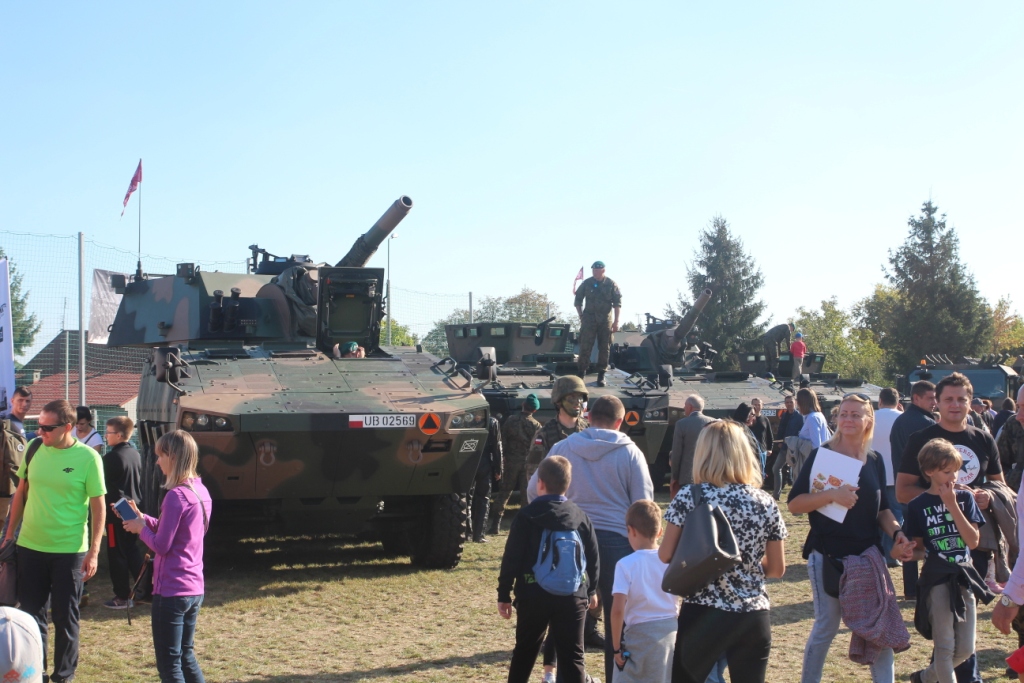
[70,491,1020,682]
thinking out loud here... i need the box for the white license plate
[761,409,777,417]
[349,414,417,428]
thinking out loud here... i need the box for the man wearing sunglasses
[2,399,106,683]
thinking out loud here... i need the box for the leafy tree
[620,321,640,332]
[794,298,887,385]
[381,317,419,347]
[991,296,1024,354]
[0,248,41,357]
[421,287,572,357]
[871,201,993,372]
[664,216,767,370]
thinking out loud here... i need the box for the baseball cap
[971,398,984,406]
[795,332,803,338]
[0,606,43,683]
[591,261,605,269]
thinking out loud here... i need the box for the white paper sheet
[807,447,863,523]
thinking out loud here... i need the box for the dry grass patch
[68,492,1018,681]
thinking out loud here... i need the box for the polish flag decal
[349,416,364,428]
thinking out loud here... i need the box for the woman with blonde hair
[788,393,913,683]
[120,430,212,683]
[659,420,787,683]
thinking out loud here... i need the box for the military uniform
[488,411,542,533]
[469,417,503,542]
[525,416,589,483]
[575,276,622,377]
[762,323,791,375]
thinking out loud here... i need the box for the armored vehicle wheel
[649,451,670,493]
[411,493,468,569]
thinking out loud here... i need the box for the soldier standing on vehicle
[489,395,542,535]
[762,322,793,376]
[575,261,622,388]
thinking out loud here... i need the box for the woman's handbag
[662,484,743,598]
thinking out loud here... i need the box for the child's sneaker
[986,579,1005,595]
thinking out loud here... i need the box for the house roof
[27,371,140,408]
[19,330,151,382]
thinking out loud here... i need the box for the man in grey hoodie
[528,394,654,683]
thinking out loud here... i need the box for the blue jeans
[152,594,206,683]
[596,529,633,683]
[705,655,728,683]
[801,552,894,683]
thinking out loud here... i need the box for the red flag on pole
[572,266,584,294]
[121,159,142,217]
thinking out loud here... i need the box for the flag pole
[136,159,143,279]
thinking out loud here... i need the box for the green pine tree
[664,216,767,370]
[876,201,993,372]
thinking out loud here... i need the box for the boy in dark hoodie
[499,456,600,683]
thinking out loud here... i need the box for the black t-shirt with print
[904,489,984,566]
[788,448,889,559]
[899,424,1001,489]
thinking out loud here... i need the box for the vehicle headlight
[181,412,232,432]
[451,415,463,427]
[196,414,209,428]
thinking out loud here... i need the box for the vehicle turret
[106,197,414,350]
[640,288,713,366]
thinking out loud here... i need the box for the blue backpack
[532,528,587,596]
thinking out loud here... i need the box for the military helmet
[551,375,588,404]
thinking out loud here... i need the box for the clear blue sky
[2,2,1021,333]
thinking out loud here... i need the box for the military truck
[107,196,490,568]
[897,354,1024,404]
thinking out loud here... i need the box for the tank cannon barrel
[673,288,712,341]
[335,195,414,267]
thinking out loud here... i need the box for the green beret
[341,341,358,354]
[592,261,605,269]
[525,394,541,411]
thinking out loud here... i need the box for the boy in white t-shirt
[610,500,680,683]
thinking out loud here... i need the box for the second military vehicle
[898,354,1023,404]
[108,196,491,568]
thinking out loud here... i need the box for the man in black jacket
[498,455,599,683]
[469,416,503,543]
[102,416,144,609]
[889,380,936,600]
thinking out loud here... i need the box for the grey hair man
[669,394,718,497]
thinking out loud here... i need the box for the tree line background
[6,200,1022,386]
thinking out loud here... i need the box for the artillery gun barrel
[335,195,414,267]
[673,288,712,341]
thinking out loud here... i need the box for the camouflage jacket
[574,277,622,318]
[527,416,589,466]
[501,412,542,463]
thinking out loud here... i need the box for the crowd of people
[495,372,1024,683]
[0,392,211,683]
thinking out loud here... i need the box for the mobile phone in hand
[114,497,140,522]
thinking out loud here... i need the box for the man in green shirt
[574,260,622,387]
[3,399,106,683]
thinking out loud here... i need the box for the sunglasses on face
[843,393,871,402]
[37,423,67,433]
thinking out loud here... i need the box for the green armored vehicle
[609,292,881,486]
[108,196,489,568]
[897,354,1023,404]
[442,319,671,473]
